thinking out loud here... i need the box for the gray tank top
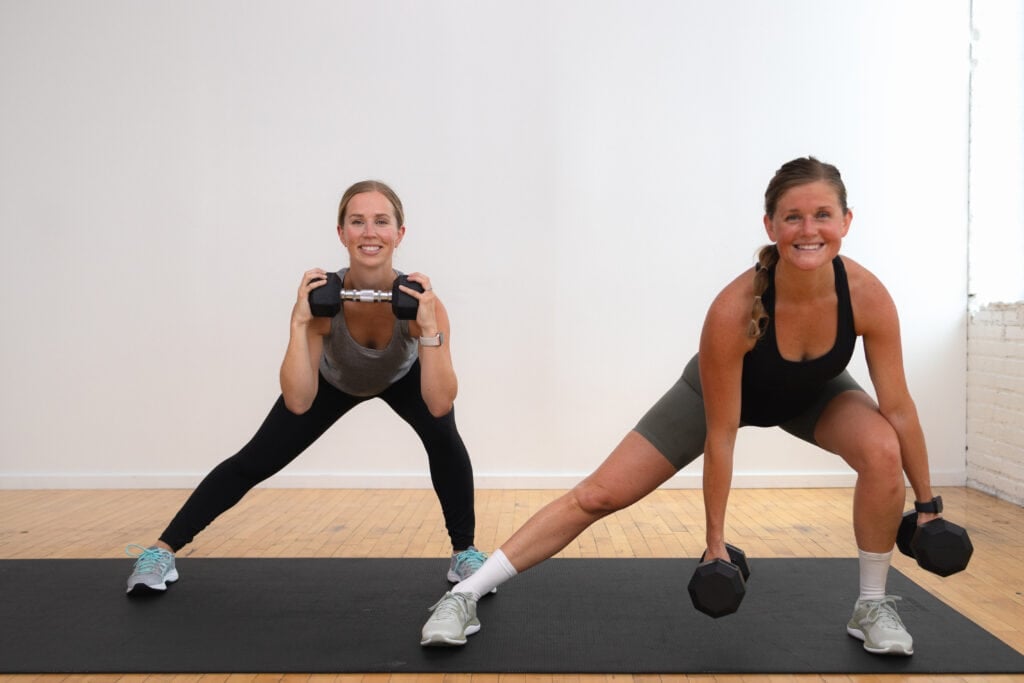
[318,268,418,396]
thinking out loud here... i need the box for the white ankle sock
[452,548,517,601]
[858,548,893,601]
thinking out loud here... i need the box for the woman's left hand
[401,272,439,333]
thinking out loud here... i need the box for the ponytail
[748,245,779,338]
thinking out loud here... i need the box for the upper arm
[848,260,913,416]
[698,276,754,439]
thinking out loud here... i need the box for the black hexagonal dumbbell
[308,272,422,320]
[687,543,751,618]
[896,496,973,577]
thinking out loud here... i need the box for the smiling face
[763,180,852,271]
[337,190,405,266]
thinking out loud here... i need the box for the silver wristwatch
[418,332,444,347]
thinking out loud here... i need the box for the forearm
[886,407,934,504]
[279,322,319,413]
[411,293,457,416]
[417,344,458,417]
[702,437,736,547]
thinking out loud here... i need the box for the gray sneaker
[846,596,914,655]
[420,592,480,646]
[125,544,178,594]
[447,546,488,583]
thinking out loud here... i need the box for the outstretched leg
[158,386,360,551]
[419,431,678,646]
[502,431,678,572]
[126,381,360,595]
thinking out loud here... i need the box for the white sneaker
[846,596,914,656]
[420,592,480,646]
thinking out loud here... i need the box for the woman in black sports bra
[693,158,937,655]
[420,158,944,657]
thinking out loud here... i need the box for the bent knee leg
[848,428,905,500]
[571,479,628,518]
[817,393,903,485]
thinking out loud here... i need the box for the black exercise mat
[1,558,1021,674]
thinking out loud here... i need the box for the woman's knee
[216,449,280,487]
[855,427,904,486]
[818,394,903,485]
[570,479,627,517]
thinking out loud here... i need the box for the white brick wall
[966,302,1024,505]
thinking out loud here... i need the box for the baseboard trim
[0,470,968,490]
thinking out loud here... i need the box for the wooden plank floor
[1,485,1022,683]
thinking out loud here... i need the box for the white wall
[0,0,970,489]
[968,0,1024,306]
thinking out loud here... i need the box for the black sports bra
[740,257,857,426]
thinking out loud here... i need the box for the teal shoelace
[453,548,487,574]
[125,544,170,573]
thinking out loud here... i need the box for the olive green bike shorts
[634,354,864,470]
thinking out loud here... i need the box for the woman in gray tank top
[420,158,951,656]
[125,181,488,595]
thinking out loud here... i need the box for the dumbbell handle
[308,272,421,319]
[339,288,395,304]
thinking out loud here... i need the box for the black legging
[159,361,475,551]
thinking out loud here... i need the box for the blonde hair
[749,157,848,339]
[337,180,405,227]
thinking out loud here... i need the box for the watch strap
[418,331,444,347]
[914,496,943,514]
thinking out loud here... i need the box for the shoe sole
[846,626,914,656]
[126,569,179,595]
[420,623,481,647]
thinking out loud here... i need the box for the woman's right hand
[703,541,732,564]
[292,268,328,326]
